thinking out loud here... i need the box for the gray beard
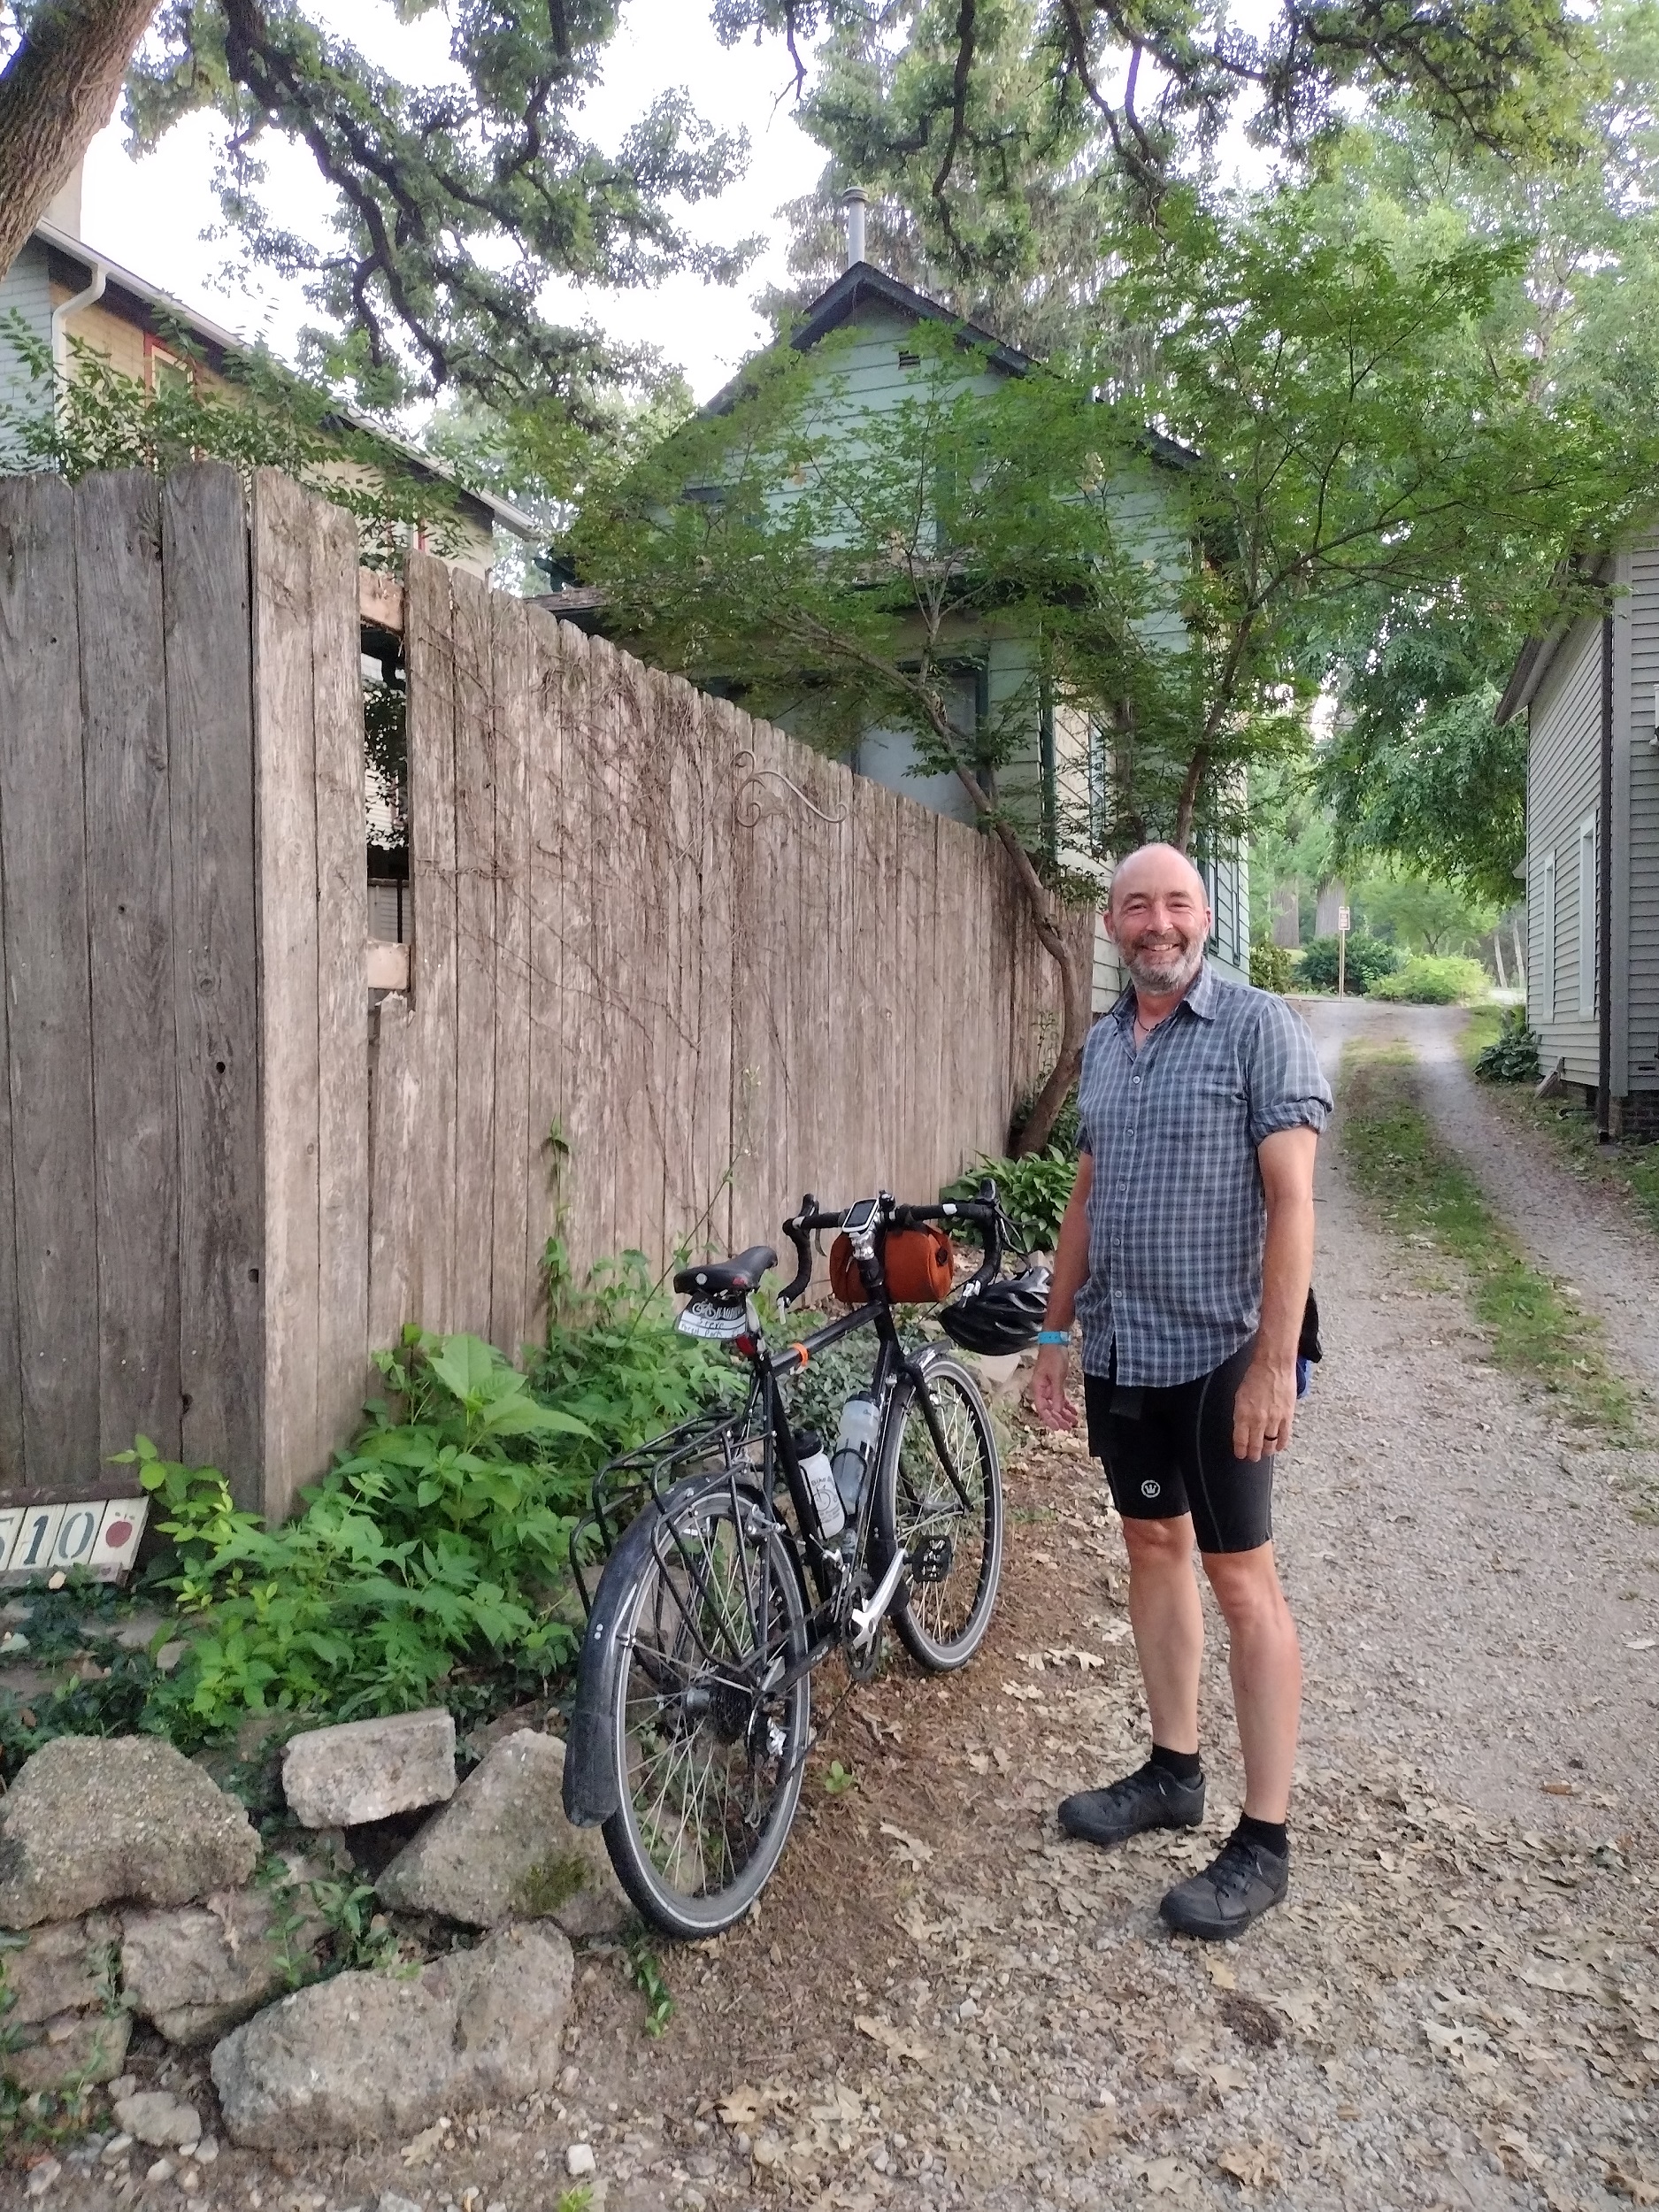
[1125,938,1204,995]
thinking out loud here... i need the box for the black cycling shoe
[1159,1828,1289,1940]
[1057,1761,1206,1849]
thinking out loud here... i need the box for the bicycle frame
[562,1183,1009,1833]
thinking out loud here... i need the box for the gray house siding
[1527,613,1601,1084]
[1624,529,1659,1089]
[0,240,54,423]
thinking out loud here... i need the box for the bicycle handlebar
[776,1182,1005,1310]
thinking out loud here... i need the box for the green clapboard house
[542,204,1249,1002]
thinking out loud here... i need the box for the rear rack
[568,1403,757,1617]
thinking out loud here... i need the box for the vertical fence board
[614,650,663,1261]
[694,688,737,1261]
[553,627,603,1283]
[0,475,88,1485]
[523,610,570,1330]
[449,568,497,1335]
[404,553,459,1336]
[368,994,419,1356]
[250,471,319,1520]
[164,466,263,1497]
[489,591,533,1353]
[78,472,181,1465]
[311,500,370,1462]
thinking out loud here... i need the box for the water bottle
[795,1429,844,1539]
[831,1394,881,1517]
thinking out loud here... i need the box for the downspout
[1598,608,1614,1139]
[50,257,107,423]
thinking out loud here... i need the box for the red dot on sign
[103,1519,134,1548]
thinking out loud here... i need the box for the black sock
[1148,1742,1202,1783]
[1236,1812,1289,1856]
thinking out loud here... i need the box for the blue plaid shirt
[1074,964,1331,1387]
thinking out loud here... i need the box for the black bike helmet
[938,1266,1052,1356]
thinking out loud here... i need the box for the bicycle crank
[850,1549,909,1647]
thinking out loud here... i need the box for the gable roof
[788,260,1037,378]
[31,217,540,541]
[703,258,1036,419]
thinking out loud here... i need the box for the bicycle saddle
[673,1246,778,1299]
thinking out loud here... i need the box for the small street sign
[1337,906,1351,933]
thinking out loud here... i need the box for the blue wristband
[1037,1330,1070,1346]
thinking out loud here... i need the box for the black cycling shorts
[1083,1338,1274,1555]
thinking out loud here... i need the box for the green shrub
[942,1150,1079,1252]
[1249,941,1295,993]
[1473,1004,1541,1082]
[1298,934,1403,995]
[1371,954,1491,1004]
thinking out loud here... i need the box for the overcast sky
[77,0,830,405]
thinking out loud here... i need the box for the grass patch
[1341,1041,1640,1441]
[1463,1010,1659,1240]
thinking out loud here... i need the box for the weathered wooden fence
[0,465,1071,1520]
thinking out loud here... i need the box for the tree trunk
[0,0,159,280]
[1010,905,1091,1157]
[938,751,1088,1160]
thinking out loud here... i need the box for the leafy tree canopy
[724,0,1603,291]
[0,0,757,418]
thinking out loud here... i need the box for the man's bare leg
[1202,1541,1302,1822]
[1122,1513,1204,1754]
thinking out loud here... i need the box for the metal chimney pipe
[841,185,867,270]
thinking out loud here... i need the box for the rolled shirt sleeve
[1246,997,1333,1146]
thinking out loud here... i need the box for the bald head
[1108,841,1208,914]
[1105,841,1210,1000]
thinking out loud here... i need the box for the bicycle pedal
[911,1533,954,1585]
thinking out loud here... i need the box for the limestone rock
[0,1737,258,1927]
[122,1872,330,2047]
[3,1914,120,2024]
[211,1922,573,2147]
[112,2090,203,2148]
[376,1732,626,1936]
[4,2006,130,2092]
[281,1709,456,1829]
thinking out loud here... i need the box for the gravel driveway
[54,1005,1659,2212]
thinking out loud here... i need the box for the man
[1032,843,1332,1939]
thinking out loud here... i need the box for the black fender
[560,1469,776,1828]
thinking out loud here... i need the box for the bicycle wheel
[602,1471,811,1939]
[874,1356,1003,1671]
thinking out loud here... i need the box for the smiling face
[1106,843,1211,997]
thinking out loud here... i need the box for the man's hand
[1031,1343,1079,1430]
[1233,1355,1295,1463]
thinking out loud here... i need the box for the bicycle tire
[874,1356,1003,1671]
[600,1469,811,1939]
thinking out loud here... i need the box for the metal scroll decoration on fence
[733,745,848,830]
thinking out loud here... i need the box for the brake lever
[777,1193,817,1310]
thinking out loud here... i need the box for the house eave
[1496,551,1616,725]
[31,218,540,541]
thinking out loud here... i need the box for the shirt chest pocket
[1141,1071,1249,1151]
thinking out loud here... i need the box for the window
[142,332,196,398]
[1540,849,1556,1021]
[1578,813,1598,1019]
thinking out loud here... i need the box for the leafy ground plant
[1473,1004,1542,1082]
[127,1333,592,1744]
[624,1924,674,2037]
[1340,1042,1639,1441]
[942,1151,1078,1250]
